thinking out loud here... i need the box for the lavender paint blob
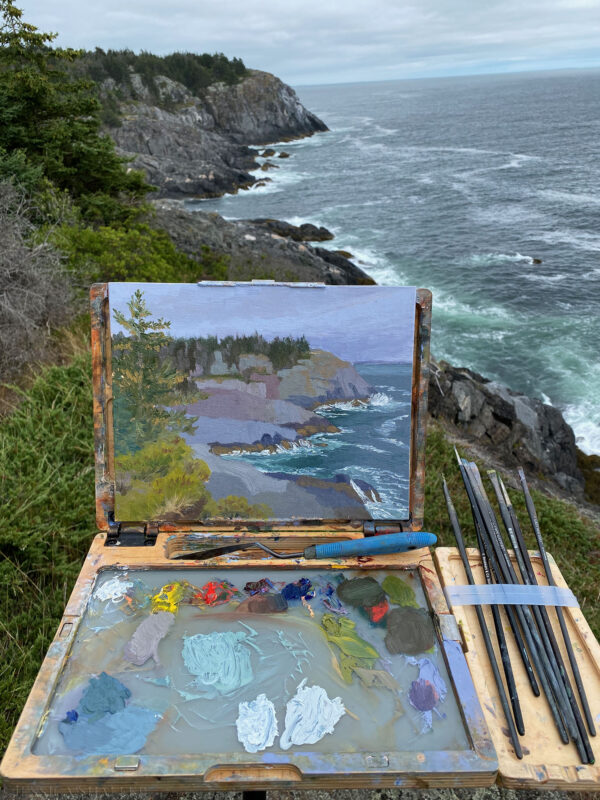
[124,610,175,666]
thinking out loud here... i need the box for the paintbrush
[170,530,437,561]
[491,472,595,763]
[463,459,591,762]
[442,475,523,759]
[517,468,596,743]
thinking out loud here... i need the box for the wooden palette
[1,538,497,791]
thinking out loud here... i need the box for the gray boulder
[428,360,584,495]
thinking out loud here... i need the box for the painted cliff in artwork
[109,283,416,522]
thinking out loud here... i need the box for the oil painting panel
[109,283,416,522]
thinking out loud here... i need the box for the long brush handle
[305,531,437,559]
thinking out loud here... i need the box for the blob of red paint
[365,599,389,623]
[193,580,236,606]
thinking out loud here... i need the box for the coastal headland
[99,64,596,507]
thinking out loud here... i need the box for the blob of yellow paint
[151,581,189,614]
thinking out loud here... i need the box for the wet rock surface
[428,359,584,496]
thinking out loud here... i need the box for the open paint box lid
[93,281,432,534]
[2,281,503,792]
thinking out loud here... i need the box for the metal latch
[105,522,159,547]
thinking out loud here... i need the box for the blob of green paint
[321,613,379,682]
[385,607,435,655]
[381,575,418,608]
[336,577,385,608]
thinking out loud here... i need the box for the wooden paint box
[1,282,498,791]
[2,281,596,792]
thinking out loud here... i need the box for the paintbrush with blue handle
[171,531,437,561]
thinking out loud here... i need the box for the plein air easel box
[0,280,506,792]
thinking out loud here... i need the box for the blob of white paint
[280,678,345,750]
[95,576,133,603]
[236,693,278,753]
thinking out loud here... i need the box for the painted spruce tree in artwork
[111,283,416,522]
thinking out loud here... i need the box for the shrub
[0,181,74,381]
[51,222,229,284]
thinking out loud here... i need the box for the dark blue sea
[220,363,413,519]
[191,69,600,455]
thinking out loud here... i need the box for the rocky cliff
[105,70,327,197]
[181,349,372,452]
[429,360,585,497]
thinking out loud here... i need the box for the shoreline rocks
[105,70,328,198]
[428,359,585,496]
[150,205,376,285]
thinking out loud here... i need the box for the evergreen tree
[0,2,149,221]
[112,290,196,454]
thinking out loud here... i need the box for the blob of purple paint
[244,578,274,595]
[409,678,439,712]
[282,578,314,601]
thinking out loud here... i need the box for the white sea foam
[434,290,516,322]
[467,252,535,266]
[537,189,600,207]
[564,403,600,456]
[249,169,310,195]
[369,392,392,406]
[539,229,600,253]
[350,479,373,505]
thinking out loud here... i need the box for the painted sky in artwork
[109,283,416,364]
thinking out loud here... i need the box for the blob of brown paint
[336,577,385,608]
[384,607,434,655]
[237,593,288,614]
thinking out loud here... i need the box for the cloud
[20,0,600,84]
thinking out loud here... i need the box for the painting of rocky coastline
[109,283,416,522]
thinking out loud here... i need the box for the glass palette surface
[34,567,469,758]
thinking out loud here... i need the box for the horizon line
[294,64,600,89]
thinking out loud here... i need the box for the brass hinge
[106,521,159,547]
[363,517,411,535]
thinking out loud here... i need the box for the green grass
[0,359,598,757]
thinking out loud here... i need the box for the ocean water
[220,363,413,519]
[190,69,600,455]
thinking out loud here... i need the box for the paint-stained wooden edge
[1,539,497,792]
[409,288,431,530]
[91,283,431,532]
[435,546,600,791]
[90,283,113,530]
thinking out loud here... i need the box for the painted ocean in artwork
[109,283,416,522]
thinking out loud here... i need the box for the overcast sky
[20,0,600,86]
[109,283,417,363]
